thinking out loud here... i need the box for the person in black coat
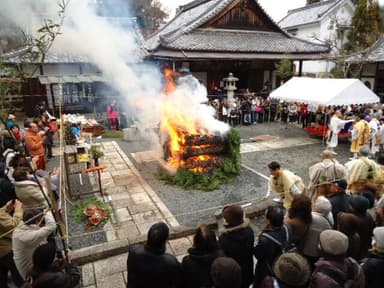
[361,227,384,288]
[327,179,350,229]
[181,224,225,288]
[253,205,293,287]
[218,205,254,288]
[27,242,81,288]
[127,222,180,288]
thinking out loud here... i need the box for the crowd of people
[0,105,79,288]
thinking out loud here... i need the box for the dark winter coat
[127,244,181,288]
[253,224,293,287]
[361,249,384,288]
[218,218,255,288]
[181,247,225,288]
[354,213,375,260]
[328,192,350,229]
[309,258,365,288]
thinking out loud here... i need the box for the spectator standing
[0,162,17,208]
[302,196,333,267]
[24,122,46,170]
[337,212,361,260]
[107,100,119,131]
[181,224,225,288]
[280,102,289,129]
[261,252,311,288]
[361,226,384,288]
[211,257,242,288]
[5,114,16,130]
[25,242,81,288]
[126,222,180,288]
[12,208,57,280]
[284,195,313,251]
[348,195,375,260]
[0,200,24,287]
[309,230,365,288]
[327,179,350,229]
[253,205,293,287]
[219,204,254,288]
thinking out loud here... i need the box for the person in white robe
[326,110,354,151]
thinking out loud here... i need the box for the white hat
[373,227,384,249]
[319,230,348,255]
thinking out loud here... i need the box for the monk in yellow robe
[350,114,371,158]
[263,161,306,209]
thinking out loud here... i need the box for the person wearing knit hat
[310,230,365,288]
[349,195,369,215]
[219,205,254,288]
[271,252,311,287]
[360,227,384,288]
[6,114,16,129]
[211,257,242,288]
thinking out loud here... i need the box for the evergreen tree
[346,0,381,52]
[275,58,293,81]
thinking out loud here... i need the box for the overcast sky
[160,0,384,22]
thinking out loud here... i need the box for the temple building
[145,0,329,93]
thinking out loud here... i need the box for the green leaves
[157,128,241,191]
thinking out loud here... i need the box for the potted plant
[89,146,104,166]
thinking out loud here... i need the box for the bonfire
[157,69,241,190]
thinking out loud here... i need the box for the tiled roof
[347,35,384,63]
[279,0,340,28]
[164,29,329,53]
[146,0,328,55]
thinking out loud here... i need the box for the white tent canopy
[270,77,380,105]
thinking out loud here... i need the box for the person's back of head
[146,222,169,253]
[273,252,311,287]
[211,257,242,288]
[193,224,219,252]
[22,208,43,225]
[265,205,284,227]
[32,242,56,272]
[319,229,349,259]
[288,195,312,225]
[13,167,29,182]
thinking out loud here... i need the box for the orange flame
[160,69,217,171]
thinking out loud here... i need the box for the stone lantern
[223,72,239,110]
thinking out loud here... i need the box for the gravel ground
[116,121,354,228]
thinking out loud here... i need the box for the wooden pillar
[298,60,303,76]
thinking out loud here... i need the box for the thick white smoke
[0,0,229,154]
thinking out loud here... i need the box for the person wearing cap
[361,227,384,288]
[310,230,365,288]
[264,161,306,209]
[6,114,16,130]
[326,110,354,152]
[327,179,350,229]
[347,195,375,260]
[127,222,180,288]
[261,252,311,288]
[218,205,254,288]
[307,150,347,200]
[345,145,379,194]
[350,113,371,159]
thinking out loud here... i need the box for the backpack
[260,224,295,253]
[316,258,363,288]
